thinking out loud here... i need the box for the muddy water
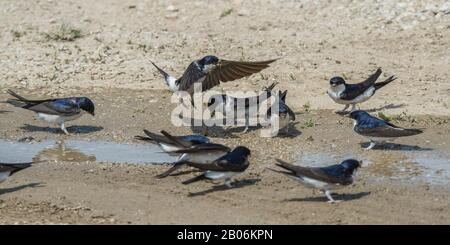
[0,139,177,164]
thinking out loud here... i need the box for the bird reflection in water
[33,140,96,163]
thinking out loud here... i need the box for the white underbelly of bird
[328,87,375,105]
[36,113,82,124]
[278,114,290,129]
[368,136,397,143]
[159,143,183,153]
[205,171,238,180]
[268,114,290,136]
[299,176,342,191]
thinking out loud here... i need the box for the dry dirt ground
[0,0,450,224]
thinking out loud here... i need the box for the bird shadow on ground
[226,125,263,135]
[20,124,103,134]
[335,110,351,115]
[190,125,241,139]
[277,122,302,138]
[359,142,433,151]
[333,104,407,116]
[187,178,261,197]
[0,182,44,195]
[284,191,371,202]
[225,122,302,138]
[155,169,201,178]
[365,103,407,113]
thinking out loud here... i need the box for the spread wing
[176,62,206,91]
[202,59,277,91]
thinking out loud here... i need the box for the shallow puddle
[0,139,177,164]
[405,151,450,185]
[1,138,449,185]
[295,150,450,186]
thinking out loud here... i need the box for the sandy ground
[1,0,450,224]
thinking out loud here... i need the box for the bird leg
[222,125,237,137]
[335,104,350,114]
[224,178,234,188]
[60,122,69,135]
[325,190,340,203]
[201,125,209,136]
[341,104,350,112]
[365,141,377,150]
[237,125,249,135]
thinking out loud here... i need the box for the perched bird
[155,131,230,178]
[135,129,210,155]
[6,90,95,135]
[266,90,296,137]
[327,68,396,113]
[181,146,251,188]
[271,158,361,203]
[151,55,277,95]
[0,161,35,184]
[349,110,423,150]
[207,82,279,134]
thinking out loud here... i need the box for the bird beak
[90,112,95,116]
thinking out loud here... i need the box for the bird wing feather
[201,59,278,91]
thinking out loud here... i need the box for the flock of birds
[1,55,424,203]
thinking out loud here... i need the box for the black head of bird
[233,146,251,158]
[77,97,95,116]
[329,76,346,87]
[340,159,362,175]
[348,110,369,121]
[199,55,219,69]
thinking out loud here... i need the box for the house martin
[6,90,95,135]
[271,158,361,203]
[349,110,423,150]
[327,68,396,113]
[155,131,230,178]
[266,90,296,137]
[135,129,210,155]
[181,146,251,188]
[151,55,277,95]
[0,161,36,184]
[207,82,279,134]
